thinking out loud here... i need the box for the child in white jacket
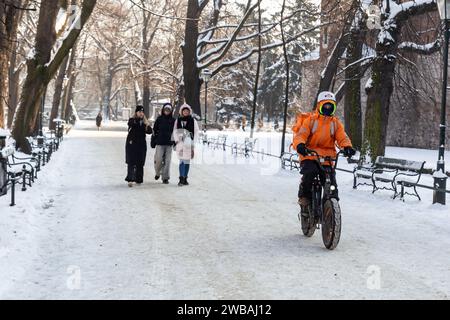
[173,104,199,186]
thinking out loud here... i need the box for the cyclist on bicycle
[293,91,356,211]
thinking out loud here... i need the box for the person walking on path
[153,103,176,184]
[96,112,103,131]
[125,105,153,187]
[173,104,199,187]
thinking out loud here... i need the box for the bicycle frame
[309,150,344,223]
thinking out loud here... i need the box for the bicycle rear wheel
[321,198,341,250]
[299,202,315,238]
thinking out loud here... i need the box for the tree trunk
[7,32,22,128]
[250,2,262,139]
[182,0,202,116]
[0,0,23,128]
[11,0,59,151]
[11,0,97,152]
[344,27,365,150]
[142,20,151,117]
[280,0,290,156]
[61,45,78,121]
[315,0,359,109]
[49,55,69,130]
[102,46,115,120]
[364,28,398,162]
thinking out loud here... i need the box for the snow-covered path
[1,122,450,299]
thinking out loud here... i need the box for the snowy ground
[1,121,449,299]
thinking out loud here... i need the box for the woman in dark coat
[125,105,153,187]
[96,112,103,131]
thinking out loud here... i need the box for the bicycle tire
[321,198,341,250]
[300,205,315,237]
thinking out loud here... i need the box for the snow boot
[183,177,189,186]
[178,177,184,187]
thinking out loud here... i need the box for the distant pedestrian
[96,112,103,131]
[173,104,199,187]
[153,103,176,184]
[125,105,153,187]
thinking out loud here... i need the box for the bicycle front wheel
[321,199,342,250]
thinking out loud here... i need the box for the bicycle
[299,149,348,250]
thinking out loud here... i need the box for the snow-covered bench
[1,146,27,206]
[199,132,208,145]
[26,136,53,166]
[212,134,227,151]
[353,156,426,200]
[231,138,257,158]
[281,152,300,171]
[6,147,39,192]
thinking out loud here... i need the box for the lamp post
[201,68,212,131]
[435,0,450,205]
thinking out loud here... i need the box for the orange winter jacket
[293,112,352,162]
[292,112,311,134]
[290,112,311,151]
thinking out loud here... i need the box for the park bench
[1,146,27,206]
[213,134,228,151]
[281,152,301,171]
[206,136,217,147]
[46,130,60,151]
[353,156,426,200]
[6,147,39,191]
[231,138,257,158]
[199,132,208,145]
[26,136,53,166]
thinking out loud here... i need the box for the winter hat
[135,105,145,113]
[317,91,336,104]
[163,103,173,112]
[317,91,336,117]
[179,103,192,115]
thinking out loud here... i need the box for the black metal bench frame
[1,146,24,206]
[281,152,301,171]
[353,156,426,200]
[231,138,257,158]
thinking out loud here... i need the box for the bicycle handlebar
[306,149,347,170]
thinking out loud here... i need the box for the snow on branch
[388,0,437,22]
[210,22,328,76]
[46,0,97,79]
[398,40,441,55]
[336,55,375,76]
[197,0,262,70]
[129,0,198,21]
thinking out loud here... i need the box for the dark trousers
[298,160,337,200]
[126,165,144,183]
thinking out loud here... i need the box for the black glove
[344,147,356,158]
[297,143,308,156]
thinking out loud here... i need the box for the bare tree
[0,0,28,128]
[11,0,97,152]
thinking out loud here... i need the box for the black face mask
[320,103,336,117]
